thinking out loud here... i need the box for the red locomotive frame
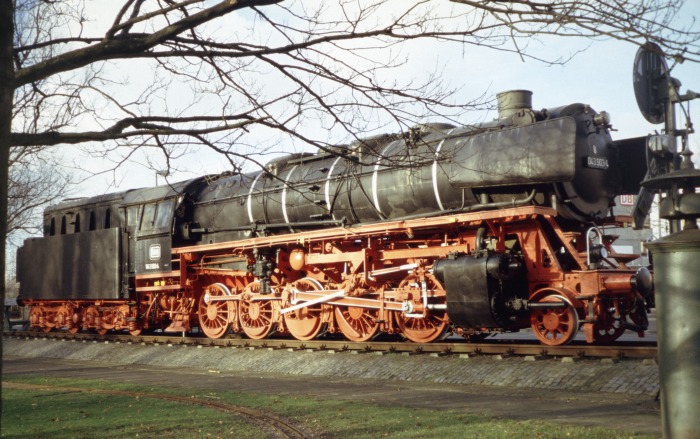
[25,205,650,346]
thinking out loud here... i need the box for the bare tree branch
[15,0,283,86]
[11,115,267,146]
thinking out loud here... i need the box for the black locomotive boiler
[16,90,656,345]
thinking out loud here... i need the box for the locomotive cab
[121,179,202,275]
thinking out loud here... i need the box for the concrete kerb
[3,336,659,396]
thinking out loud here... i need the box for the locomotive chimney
[497,90,533,119]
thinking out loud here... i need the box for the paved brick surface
[3,336,659,395]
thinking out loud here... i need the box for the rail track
[5,329,658,360]
[4,381,313,439]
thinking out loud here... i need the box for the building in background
[609,194,655,266]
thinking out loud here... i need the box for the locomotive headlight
[593,111,611,127]
[589,244,608,263]
[631,267,654,298]
[599,246,608,259]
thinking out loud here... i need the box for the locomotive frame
[18,202,651,346]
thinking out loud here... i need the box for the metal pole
[646,231,700,438]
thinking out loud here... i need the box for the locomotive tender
[17,90,660,345]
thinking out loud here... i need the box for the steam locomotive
[16,90,660,345]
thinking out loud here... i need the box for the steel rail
[5,330,658,359]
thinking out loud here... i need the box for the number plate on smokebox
[585,155,609,170]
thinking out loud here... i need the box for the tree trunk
[0,0,16,376]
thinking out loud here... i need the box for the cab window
[140,203,157,232]
[127,206,141,228]
[155,201,174,230]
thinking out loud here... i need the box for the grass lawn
[1,376,655,438]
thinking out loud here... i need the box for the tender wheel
[95,307,111,335]
[128,316,143,336]
[394,274,448,343]
[282,278,327,341]
[29,307,43,330]
[530,294,579,346]
[198,283,236,339]
[84,306,100,332]
[41,309,56,333]
[68,307,81,333]
[100,311,115,333]
[334,305,380,342]
[56,305,79,333]
[239,282,279,339]
[29,307,49,332]
[126,304,142,336]
[55,306,71,329]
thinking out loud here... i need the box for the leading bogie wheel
[592,300,626,343]
[530,294,579,346]
[593,319,625,343]
[198,283,236,339]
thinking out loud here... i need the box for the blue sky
[65,1,700,194]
